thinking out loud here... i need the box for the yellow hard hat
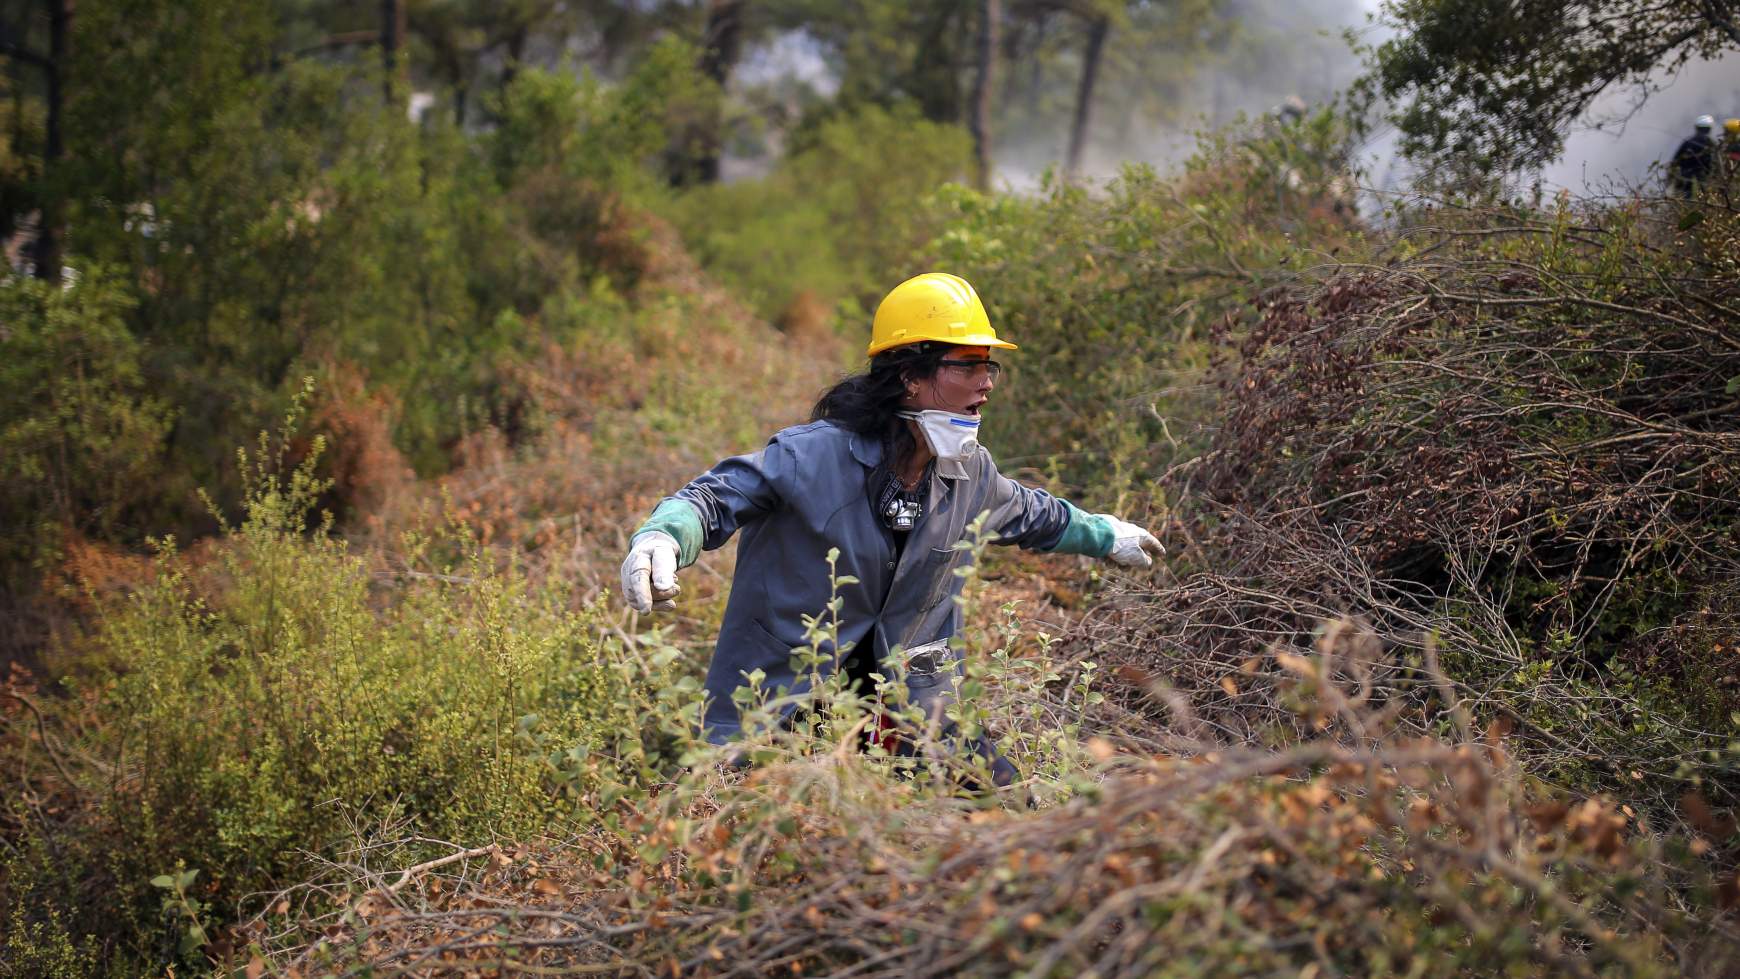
[867,272,1017,357]
[1727,118,1740,136]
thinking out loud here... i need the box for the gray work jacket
[669,420,1074,743]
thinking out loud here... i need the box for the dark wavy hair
[811,341,950,460]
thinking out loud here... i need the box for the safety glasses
[937,358,1003,380]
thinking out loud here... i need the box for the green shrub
[661,102,971,323]
[0,269,172,580]
[39,14,732,539]
[489,39,719,193]
[263,608,1723,977]
[930,110,1365,505]
[2,400,691,968]
[0,904,94,979]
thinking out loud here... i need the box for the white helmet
[1695,114,1716,130]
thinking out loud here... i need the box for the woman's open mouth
[965,400,986,416]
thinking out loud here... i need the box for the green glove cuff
[634,498,704,567]
[1046,501,1116,558]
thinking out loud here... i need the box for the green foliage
[932,110,1364,503]
[147,867,211,962]
[1356,0,1740,177]
[66,3,508,481]
[0,270,173,576]
[0,71,44,245]
[0,904,94,979]
[1,401,688,967]
[489,39,721,192]
[773,0,980,125]
[663,102,972,323]
[0,0,727,520]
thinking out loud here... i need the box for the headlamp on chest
[884,495,922,532]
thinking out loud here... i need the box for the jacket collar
[848,430,883,470]
[934,455,970,480]
[848,430,969,481]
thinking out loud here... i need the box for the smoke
[1542,52,1740,195]
[1002,0,1739,199]
[1078,0,1378,179]
[990,0,1378,189]
[722,2,1737,198]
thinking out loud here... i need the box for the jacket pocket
[745,616,804,661]
[921,544,972,612]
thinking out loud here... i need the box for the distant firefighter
[1669,115,1718,196]
[1275,95,1308,126]
[1725,118,1740,171]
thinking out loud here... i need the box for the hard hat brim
[866,334,1019,357]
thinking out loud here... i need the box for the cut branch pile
[1090,202,1740,803]
[253,630,1737,977]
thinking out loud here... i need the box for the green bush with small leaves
[0,269,173,580]
[661,101,972,324]
[1,398,694,970]
[931,109,1366,505]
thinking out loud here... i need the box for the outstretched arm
[620,440,793,613]
[982,462,1164,568]
[1049,503,1165,568]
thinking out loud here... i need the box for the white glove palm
[1101,515,1164,568]
[621,532,681,613]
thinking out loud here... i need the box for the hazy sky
[729,1,1739,195]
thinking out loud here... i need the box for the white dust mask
[897,409,982,464]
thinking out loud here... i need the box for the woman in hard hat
[620,272,1161,779]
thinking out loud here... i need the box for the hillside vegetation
[4,2,1740,976]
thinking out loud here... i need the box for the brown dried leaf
[1114,665,1151,686]
[1681,790,1737,838]
[1526,801,1568,832]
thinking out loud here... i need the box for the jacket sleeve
[664,436,796,555]
[977,452,1072,551]
[977,450,1117,557]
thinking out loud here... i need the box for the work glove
[621,531,681,613]
[1100,515,1164,568]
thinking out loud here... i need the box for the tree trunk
[698,0,745,85]
[911,2,965,124]
[1027,14,1046,118]
[677,0,745,186]
[33,0,68,283]
[380,0,405,105]
[502,22,528,90]
[1065,14,1108,182]
[969,0,1000,190]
